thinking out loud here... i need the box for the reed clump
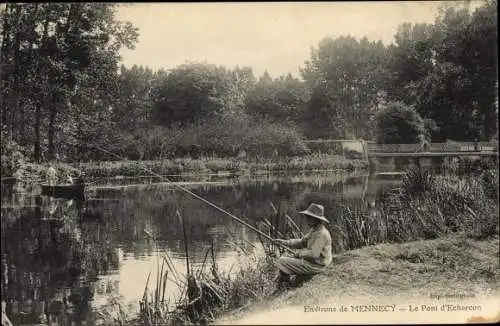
[385,167,498,240]
[275,153,365,172]
[137,259,172,326]
[170,205,302,325]
[332,167,499,251]
[168,254,277,325]
[481,168,499,200]
[134,204,302,326]
[135,246,277,326]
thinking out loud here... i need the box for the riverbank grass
[77,154,366,179]
[12,154,365,182]
[218,233,499,323]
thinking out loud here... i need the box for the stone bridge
[366,141,498,169]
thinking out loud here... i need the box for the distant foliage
[387,1,498,141]
[0,3,138,162]
[375,102,428,144]
[113,65,157,131]
[0,1,497,163]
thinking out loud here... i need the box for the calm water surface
[1,171,402,325]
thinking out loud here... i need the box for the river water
[1,171,403,325]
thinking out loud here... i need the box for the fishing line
[88,145,295,254]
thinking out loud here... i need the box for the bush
[116,126,181,160]
[375,101,429,144]
[1,139,30,183]
[178,114,308,158]
[116,113,309,160]
[19,163,81,183]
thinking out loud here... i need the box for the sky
[115,1,471,78]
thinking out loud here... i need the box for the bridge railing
[367,142,498,154]
[366,143,420,153]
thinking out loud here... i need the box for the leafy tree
[2,1,497,163]
[222,66,256,115]
[152,62,234,126]
[113,65,156,131]
[451,0,498,140]
[386,22,436,104]
[0,3,138,162]
[414,61,480,141]
[301,36,390,139]
[387,0,498,141]
[375,102,428,144]
[245,72,309,126]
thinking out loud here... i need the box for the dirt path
[216,235,500,324]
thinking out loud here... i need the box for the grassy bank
[97,167,498,326]
[217,234,499,324]
[14,154,367,183]
[78,154,367,179]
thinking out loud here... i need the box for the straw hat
[299,203,330,224]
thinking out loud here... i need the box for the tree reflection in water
[1,195,120,325]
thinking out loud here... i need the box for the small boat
[0,177,18,185]
[40,183,85,201]
[1,177,18,196]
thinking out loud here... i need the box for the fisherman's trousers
[277,256,326,276]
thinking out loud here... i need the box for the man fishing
[46,163,58,186]
[273,203,333,289]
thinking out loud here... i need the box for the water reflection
[1,172,401,324]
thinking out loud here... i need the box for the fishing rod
[90,145,296,255]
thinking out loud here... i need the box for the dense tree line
[0,3,138,163]
[0,1,497,165]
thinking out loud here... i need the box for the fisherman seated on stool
[273,203,333,288]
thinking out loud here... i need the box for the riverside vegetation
[2,135,366,186]
[1,2,497,166]
[96,166,498,326]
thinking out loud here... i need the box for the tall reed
[336,167,499,248]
